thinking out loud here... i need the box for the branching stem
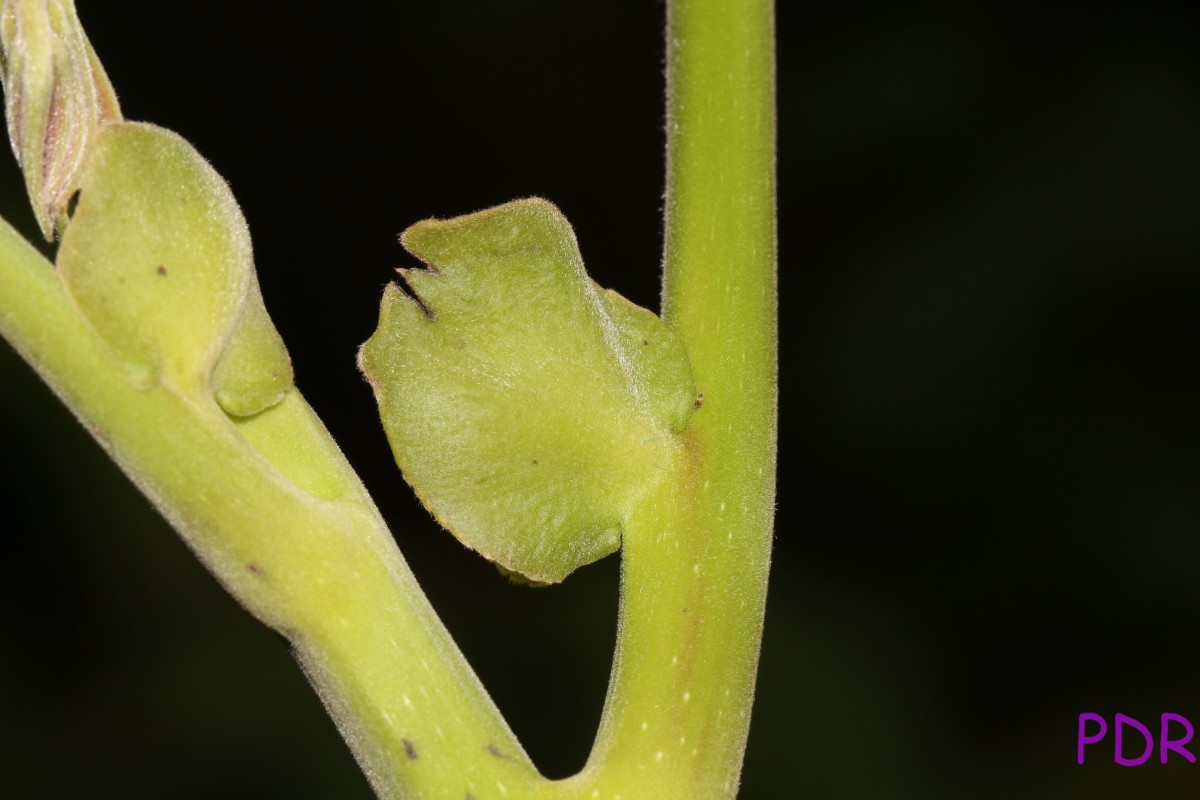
[0,218,542,799]
[0,0,776,797]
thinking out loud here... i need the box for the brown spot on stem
[156,265,167,276]
[466,795,477,800]
[486,743,513,761]
[247,563,262,576]
[642,339,649,346]
[694,392,704,409]
[403,738,418,760]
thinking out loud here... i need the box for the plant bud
[57,122,278,395]
[0,0,120,240]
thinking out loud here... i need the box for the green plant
[0,1,775,797]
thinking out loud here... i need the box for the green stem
[0,218,544,798]
[0,0,775,795]
[577,0,777,797]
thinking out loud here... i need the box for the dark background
[2,1,1199,797]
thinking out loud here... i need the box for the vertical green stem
[576,1,777,798]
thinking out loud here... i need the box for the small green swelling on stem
[0,0,775,798]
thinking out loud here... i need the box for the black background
[2,1,1200,797]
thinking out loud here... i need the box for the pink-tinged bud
[0,0,121,240]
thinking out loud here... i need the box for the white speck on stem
[683,691,691,703]
[655,751,664,762]
[403,693,413,709]
[640,721,649,731]
[671,655,678,666]
[497,782,508,796]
